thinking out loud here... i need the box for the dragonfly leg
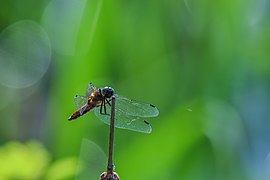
[105,98,111,106]
[104,99,107,114]
[100,99,109,115]
[100,100,104,114]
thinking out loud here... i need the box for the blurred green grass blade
[76,139,107,180]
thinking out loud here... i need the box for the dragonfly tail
[68,104,95,120]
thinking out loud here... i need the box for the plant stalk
[107,96,116,175]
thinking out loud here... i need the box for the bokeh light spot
[0,20,51,88]
[42,0,87,55]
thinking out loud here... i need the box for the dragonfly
[68,83,159,133]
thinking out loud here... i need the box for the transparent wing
[76,139,107,180]
[74,95,88,110]
[86,82,98,97]
[74,82,97,110]
[115,95,159,117]
[94,101,153,133]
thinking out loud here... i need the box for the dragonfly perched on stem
[68,83,159,133]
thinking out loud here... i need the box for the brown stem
[107,96,116,174]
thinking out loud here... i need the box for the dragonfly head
[101,86,115,98]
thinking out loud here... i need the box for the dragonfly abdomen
[68,103,96,120]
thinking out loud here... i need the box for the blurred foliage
[1,0,270,179]
[0,141,77,179]
[0,141,49,179]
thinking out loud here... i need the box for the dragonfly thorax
[101,86,115,98]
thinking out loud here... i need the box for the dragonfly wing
[86,82,98,97]
[94,105,152,133]
[115,95,159,117]
[74,95,88,110]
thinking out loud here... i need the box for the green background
[0,0,270,179]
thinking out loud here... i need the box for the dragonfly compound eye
[102,87,115,98]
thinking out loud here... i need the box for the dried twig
[100,96,120,180]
